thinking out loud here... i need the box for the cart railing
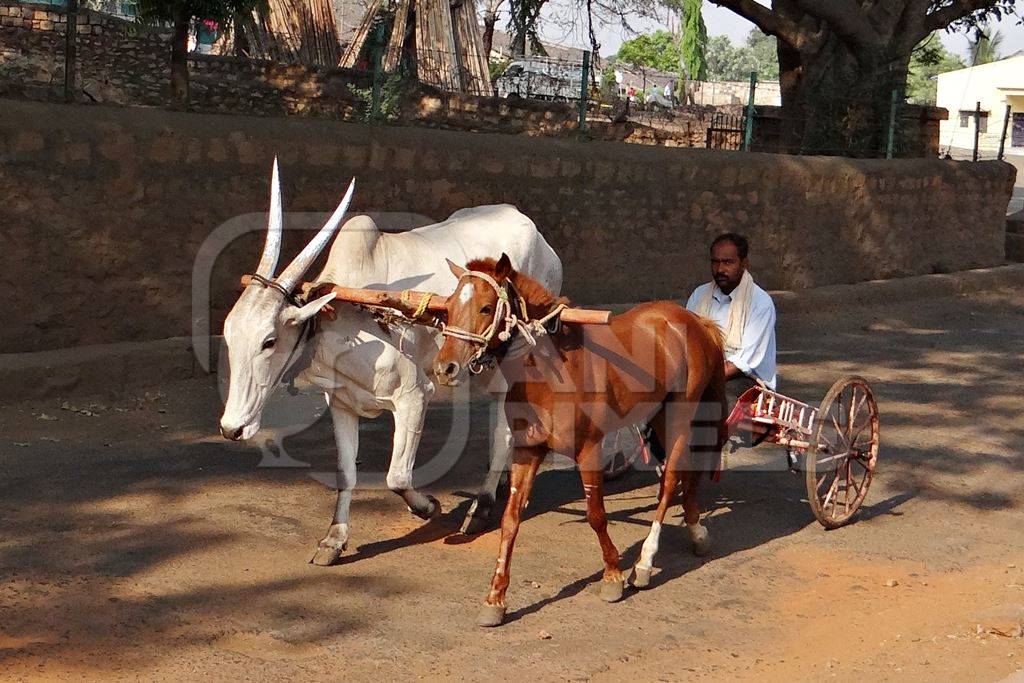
[750,387,817,437]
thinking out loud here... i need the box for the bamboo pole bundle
[383,0,412,72]
[340,0,383,68]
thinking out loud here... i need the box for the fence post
[742,71,756,151]
[578,50,590,136]
[885,88,899,159]
[64,0,78,102]
[972,101,981,162]
[998,103,1012,161]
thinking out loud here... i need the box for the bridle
[440,270,565,374]
[244,273,317,391]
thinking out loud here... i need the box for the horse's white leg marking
[320,399,359,551]
[636,521,662,571]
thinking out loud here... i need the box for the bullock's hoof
[476,603,506,627]
[461,499,494,535]
[599,578,625,603]
[309,543,346,566]
[411,495,441,521]
[631,565,652,589]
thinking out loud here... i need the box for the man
[686,233,777,401]
[639,232,777,470]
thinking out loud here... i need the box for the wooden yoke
[238,276,612,325]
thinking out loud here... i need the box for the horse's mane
[465,258,571,315]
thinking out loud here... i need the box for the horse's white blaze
[637,521,661,570]
[457,282,474,304]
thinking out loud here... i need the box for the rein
[441,270,565,373]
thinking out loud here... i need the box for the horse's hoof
[631,565,652,589]
[309,543,346,566]
[599,578,625,603]
[692,535,711,557]
[476,603,506,627]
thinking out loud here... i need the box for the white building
[936,53,1024,155]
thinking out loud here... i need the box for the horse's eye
[480,305,492,315]
[262,338,277,351]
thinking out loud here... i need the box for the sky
[527,0,1024,62]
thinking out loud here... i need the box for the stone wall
[0,98,1016,353]
[752,104,947,157]
[0,1,169,103]
[0,1,586,137]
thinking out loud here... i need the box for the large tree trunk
[481,7,497,60]
[776,34,909,157]
[170,8,190,109]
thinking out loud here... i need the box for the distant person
[686,232,777,400]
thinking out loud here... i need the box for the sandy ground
[2,288,1024,681]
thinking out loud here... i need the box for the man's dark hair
[711,232,749,259]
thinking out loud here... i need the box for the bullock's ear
[282,291,337,327]
[447,258,468,279]
[494,253,513,282]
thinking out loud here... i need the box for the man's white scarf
[697,270,754,354]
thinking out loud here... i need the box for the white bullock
[219,161,563,565]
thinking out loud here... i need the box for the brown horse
[432,254,727,627]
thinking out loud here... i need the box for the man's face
[710,240,747,294]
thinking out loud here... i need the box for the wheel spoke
[848,471,862,497]
[831,416,849,445]
[822,471,841,512]
[817,451,851,466]
[844,460,851,515]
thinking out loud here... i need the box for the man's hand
[724,361,743,380]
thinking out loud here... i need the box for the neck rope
[245,273,316,392]
[440,270,566,372]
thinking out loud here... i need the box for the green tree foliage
[906,34,964,104]
[615,30,683,71]
[969,27,1004,64]
[136,0,264,106]
[743,29,778,80]
[706,29,779,81]
[680,0,708,80]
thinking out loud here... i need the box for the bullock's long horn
[275,178,355,292]
[255,157,284,278]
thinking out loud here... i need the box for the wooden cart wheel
[600,425,645,481]
[805,376,879,529]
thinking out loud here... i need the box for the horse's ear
[495,253,512,282]
[447,258,467,278]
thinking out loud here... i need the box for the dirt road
[2,289,1023,681]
